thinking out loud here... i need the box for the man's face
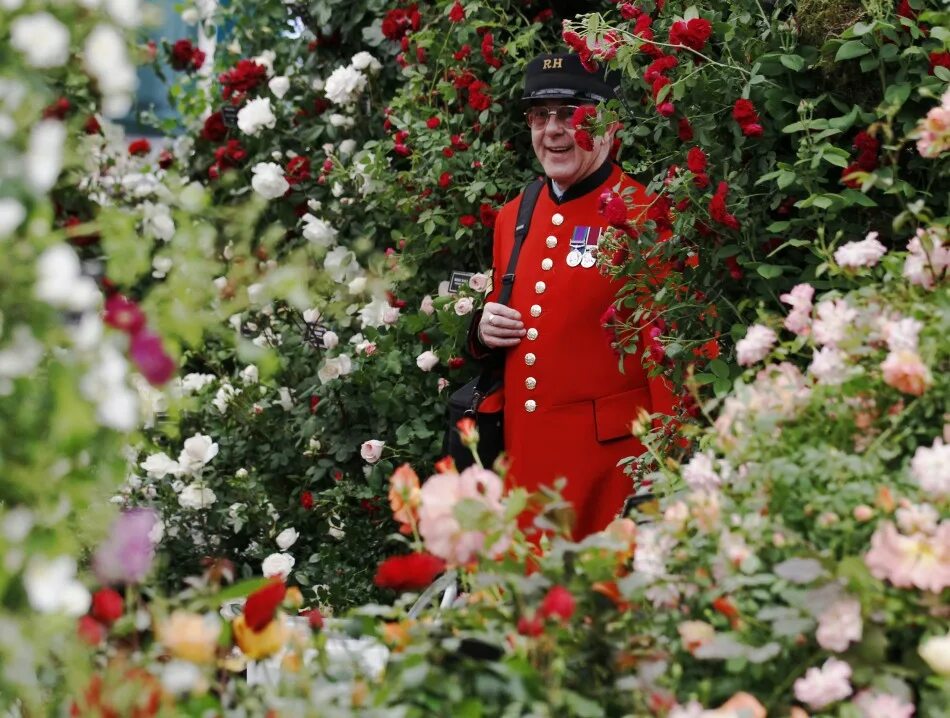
[529,100,612,188]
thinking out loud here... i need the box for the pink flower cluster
[913,87,950,158]
[864,520,950,593]
[779,283,814,335]
[793,657,853,710]
[736,324,777,366]
[834,231,887,268]
[903,227,949,290]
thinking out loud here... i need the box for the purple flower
[93,508,158,585]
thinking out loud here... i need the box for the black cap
[522,52,620,104]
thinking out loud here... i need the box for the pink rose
[468,273,489,293]
[420,295,435,315]
[360,439,385,464]
[416,350,439,371]
[454,297,474,316]
[881,349,932,396]
[382,306,401,325]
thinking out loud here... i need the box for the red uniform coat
[476,162,673,538]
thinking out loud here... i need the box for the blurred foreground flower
[93,508,159,585]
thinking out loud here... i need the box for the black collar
[546,159,614,205]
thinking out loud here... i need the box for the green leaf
[935,66,950,82]
[852,21,874,36]
[835,40,871,61]
[780,54,805,71]
[710,359,730,379]
[884,83,911,109]
[756,264,784,279]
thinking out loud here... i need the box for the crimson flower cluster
[381,3,421,41]
[562,24,622,72]
[731,99,764,137]
[708,181,740,231]
[373,552,446,591]
[209,140,248,180]
[128,138,151,157]
[517,585,576,636]
[285,156,312,186]
[218,59,267,102]
[841,130,880,188]
[169,38,206,73]
[103,294,176,385]
[570,105,598,152]
[668,17,713,53]
[77,588,124,646]
[686,146,709,188]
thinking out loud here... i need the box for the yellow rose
[232,612,288,660]
[159,611,220,664]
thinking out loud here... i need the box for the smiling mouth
[547,146,572,153]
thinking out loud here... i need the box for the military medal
[580,227,601,269]
[567,226,588,267]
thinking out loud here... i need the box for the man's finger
[486,314,524,330]
[485,303,521,320]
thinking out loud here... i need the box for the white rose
[23,555,90,615]
[34,244,101,312]
[250,162,289,200]
[328,113,354,128]
[324,64,367,106]
[0,198,26,239]
[420,295,435,315]
[275,527,299,550]
[84,25,136,117]
[104,0,140,27]
[261,552,295,579]
[26,119,66,193]
[920,633,950,676]
[416,350,439,372]
[382,306,401,325]
[252,49,276,75]
[834,232,887,268]
[303,308,321,324]
[454,297,474,316]
[318,354,353,384]
[240,365,259,384]
[359,297,389,328]
[179,372,215,394]
[360,439,385,464]
[237,97,277,136]
[736,324,777,366]
[322,331,339,349]
[351,51,382,73]
[278,386,293,411]
[339,139,357,156]
[324,246,360,283]
[181,7,199,23]
[177,433,219,473]
[348,276,367,294]
[140,452,181,478]
[152,255,173,278]
[301,213,337,247]
[11,13,70,68]
[178,484,216,510]
[141,201,175,242]
[268,75,290,98]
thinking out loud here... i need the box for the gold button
[525,377,537,390]
[525,399,537,412]
[526,328,538,340]
[541,258,553,271]
[530,304,542,317]
[524,352,536,366]
[552,213,564,226]
[545,235,557,249]
[535,281,546,294]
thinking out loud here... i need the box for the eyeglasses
[524,104,581,129]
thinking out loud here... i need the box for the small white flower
[250,162,289,200]
[360,439,385,464]
[454,297,474,316]
[919,632,950,676]
[0,198,26,239]
[318,354,353,384]
[34,244,101,312]
[468,273,489,293]
[883,316,923,353]
[11,13,70,68]
[83,24,136,117]
[793,657,853,710]
[301,214,337,246]
[26,119,66,193]
[324,246,360,283]
[808,346,848,385]
[736,324,777,366]
[240,365,259,384]
[23,555,90,615]
[813,299,857,347]
[261,552,295,579]
[834,232,887,268]
[161,660,202,695]
[910,437,950,498]
[303,308,321,324]
[348,276,367,294]
[178,484,216,509]
[140,452,181,478]
[359,297,390,328]
[278,386,293,411]
[322,331,339,349]
[141,201,175,241]
[276,527,299,550]
[268,75,290,98]
[179,372,215,394]
[237,97,277,136]
[351,51,382,73]
[177,434,219,473]
[382,306,401,325]
[416,350,439,372]
[324,64,367,106]
[816,597,862,652]
[339,138,357,156]
[328,113,354,128]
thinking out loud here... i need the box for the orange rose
[232,613,288,660]
[388,463,421,532]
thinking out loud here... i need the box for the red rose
[438,171,452,188]
[453,44,471,61]
[570,105,597,130]
[309,395,320,413]
[128,138,151,156]
[896,0,916,20]
[479,203,497,228]
[562,29,585,53]
[426,116,441,129]
[725,255,743,279]
[129,330,176,386]
[517,614,544,636]
[732,98,763,137]
[158,149,174,169]
[64,216,99,247]
[539,585,575,622]
[84,115,102,135]
[467,80,491,111]
[686,147,707,174]
[459,214,477,228]
[42,97,71,120]
[451,134,470,150]
[91,588,124,625]
[301,608,323,630]
[708,181,740,231]
[244,579,286,631]
[574,129,594,151]
[677,117,693,141]
[104,294,146,335]
[928,51,950,75]
[77,615,105,646]
[643,54,678,84]
[741,122,763,137]
[218,59,267,100]
[373,553,445,591]
[285,156,311,186]
[620,3,641,20]
[481,32,502,69]
[442,147,455,158]
[300,490,314,510]
[669,18,713,53]
[393,142,411,157]
[170,39,205,72]
[600,192,628,226]
[448,0,465,23]
[657,101,675,117]
[201,111,228,142]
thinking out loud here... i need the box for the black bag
[445,178,544,470]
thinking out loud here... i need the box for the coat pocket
[593,386,653,443]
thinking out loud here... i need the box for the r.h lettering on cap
[542,58,563,70]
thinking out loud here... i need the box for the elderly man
[469,52,674,538]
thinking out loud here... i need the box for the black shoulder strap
[497,177,544,306]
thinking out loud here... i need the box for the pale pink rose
[881,349,932,396]
[718,693,766,718]
[360,439,385,463]
[736,324,777,366]
[834,232,887,268]
[808,346,848,385]
[896,502,939,535]
[780,283,814,335]
[677,620,715,655]
[910,437,950,498]
[853,691,915,718]
[682,451,722,492]
[437,377,449,392]
[883,316,923,352]
[903,229,949,290]
[420,295,435,315]
[913,96,950,158]
[793,657,853,710]
[812,299,857,347]
[418,465,510,566]
[865,521,950,592]
[416,350,439,371]
[816,597,862,652]
[382,306,400,325]
[454,297,474,316]
[468,273,489,293]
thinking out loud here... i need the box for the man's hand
[478,302,526,348]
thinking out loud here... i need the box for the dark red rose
[460,214,477,228]
[741,122,763,137]
[686,147,707,174]
[896,0,916,20]
[600,192,628,226]
[300,490,314,510]
[574,129,594,151]
[442,147,455,158]
[448,356,465,369]
[158,149,174,169]
[42,97,71,120]
[426,116,441,129]
[620,2,641,20]
[533,8,553,22]
[393,142,411,157]
[285,156,311,186]
[218,59,267,100]
[104,294,146,335]
[927,51,949,75]
[668,18,713,53]
[91,588,124,625]
[373,552,446,591]
[453,44,471,61]
[64,216,99,247]
[451,134,470,150]
[77,615,104,645]
[129,330,176,386]
[201,111,228,142]
[539,586,575,622]
[657,101,675,117]
[732,98,762,137]
[570,105,597,130]
[301,608,323,630]
[467,80,491,111]
[479,203,497,228]
[709,181,740,230]
[643,54,678,84]
[84,115,102,135]
[309,395,320,413]
[481,32,502,69]
[170,39,205,72]
[517,614,544,636]
[244,579,286,632]
[677,117,693,141]
[128,139,151,156]
[438,171,452,188]
[449,0,465,23]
